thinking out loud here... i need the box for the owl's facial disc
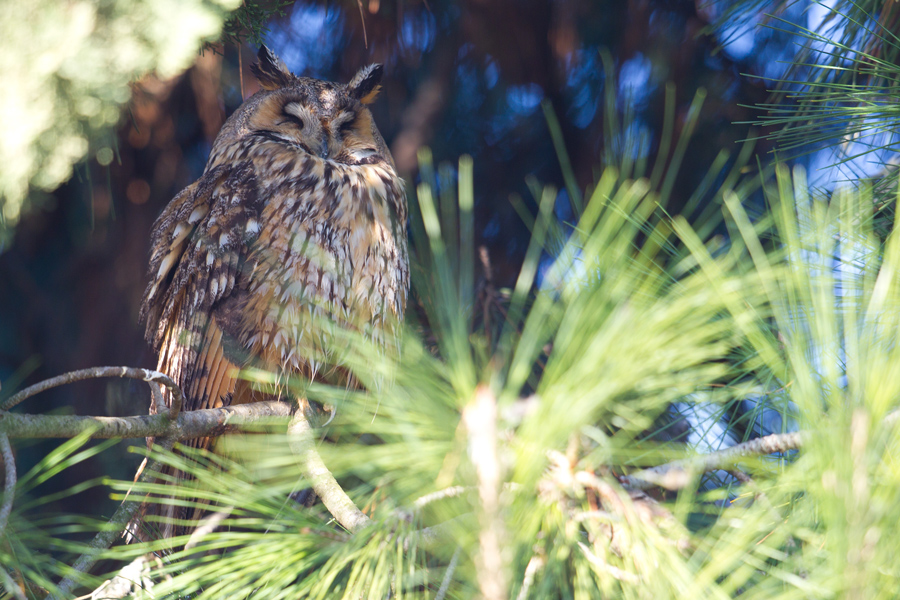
[327,108,383,165]
[249,94,328,157]
[246,86,387,165]
[275,101,328,157]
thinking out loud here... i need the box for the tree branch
[515,553,546,600]
[0,368,465,596]
[1,367,185,420]
[463,386,507,600]
[87,555,154,600]
[3,367,811,598]
[413,486,468,510]
[435,547,462,600]
[0,401,292,439]
[285,409,467,550]
[620,431,805,491]
[0,570,25,600]
[0,433,14,539]
[407,514,474,552]
[287,411,372,533]
[0,433,20,600]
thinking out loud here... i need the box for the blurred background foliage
[0,0,242,245]
[3,0,900,597]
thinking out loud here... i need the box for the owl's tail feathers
[124,456,184,543]
[124,393,233,543]
[124,440,225,544]
[125,316,246,543]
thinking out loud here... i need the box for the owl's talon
[321,404,337,427]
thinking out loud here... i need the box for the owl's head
[212,46,393,168]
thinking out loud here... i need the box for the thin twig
[0,433,14,540]
[287,411,465,548]
[287,411,372,533]
[515,553,546,600]
[463,386,507,600]
[0,400,291,439]
[356,0,368,48]
[727,469,753,485]
[0,433,21,600]
[0,569,25,600]
[87,555,153,600]
[412,483,521,513]
[621,431,805,491]
[577,541,640,584]
[48,438,176,600]
[238,44,245,100]
[184,506,235,551]
[413,486,467,510]
[435,547,461,600]
[407,514,474,551]
[1,367,185,420]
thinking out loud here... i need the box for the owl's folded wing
[141,162,263,416]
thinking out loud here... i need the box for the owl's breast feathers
[141,149,407,415]
[244,149,408,375]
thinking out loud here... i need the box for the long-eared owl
[135,47,408,539]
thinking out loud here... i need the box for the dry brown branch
[1,367,186,419]
[620,431,805,491]
[463,386,507,600]
[0,400,291,439]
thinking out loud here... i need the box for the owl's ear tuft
[348,64,383,104]
[251,45,294,91]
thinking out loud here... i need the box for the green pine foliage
[8,147,900,597]
[1,433,119,597]
[216,1,295,50]
[5,2,900,598]
[710,0,900,231]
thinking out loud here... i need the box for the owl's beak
[319,138,330,159]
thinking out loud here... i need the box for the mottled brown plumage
[132,46,407,540]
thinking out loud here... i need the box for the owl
[133,46,408,540]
